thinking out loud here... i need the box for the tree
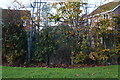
[2,8,29,65]
[2,24,28,65]
[5,0,119,65]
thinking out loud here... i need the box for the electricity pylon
[27,0,47,62]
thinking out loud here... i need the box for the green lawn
[0,66,2,80]
[2,65,119,78]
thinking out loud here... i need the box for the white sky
[0,0,116,12]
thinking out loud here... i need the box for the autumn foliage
[2,2,120,66]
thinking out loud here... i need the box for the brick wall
[2,9,31,26]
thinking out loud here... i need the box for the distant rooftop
[89,1,120,16]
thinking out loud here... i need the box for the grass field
[0,66,2,80]
[2,65,119,78]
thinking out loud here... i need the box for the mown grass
[2,65,119,78]
[0,66,2,80]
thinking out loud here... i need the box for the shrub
[2,24,28,65]
[33,27,56,64]
[71,52,87,64]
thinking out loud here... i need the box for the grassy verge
[2,65,119,78]
[0,66,2,80]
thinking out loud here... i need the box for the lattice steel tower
[27,0,47,62]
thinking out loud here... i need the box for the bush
[33,27,56,64]
[88,48,119,65]
[33,25,75,65]
[2,24,28,65]
[71,51,87,64]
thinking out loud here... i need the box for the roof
[89,1,120,16]
[2,9,31,25]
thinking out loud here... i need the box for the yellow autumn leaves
[89,49,110,61]
[71,52,87,63]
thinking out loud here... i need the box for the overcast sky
[0,0,116,12]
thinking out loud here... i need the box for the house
[88,1,120,49]
[0,8,31,31]
[89,1,120,27]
